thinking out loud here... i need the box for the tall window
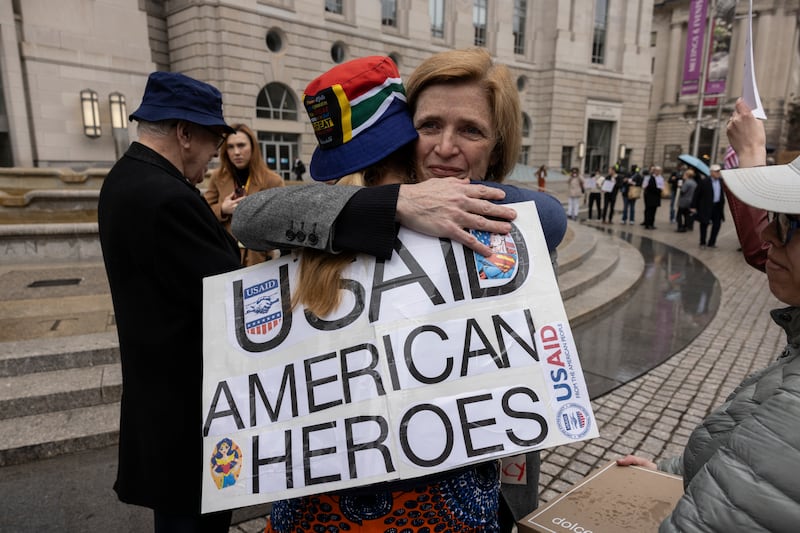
[381,0,397,27]
[519,113,531,165]
[591,0,608,64]
[473,0,487,46]
[325,0,343,14]
[430,0,445,38]
[256,83,298,121]
[513,0,527,55]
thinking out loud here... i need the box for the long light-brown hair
[217,123,277,189]
[405,48,521,182]
[292,146,415,317]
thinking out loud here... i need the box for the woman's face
[762,216,800,306]
[412,81,497,182]
[225,131,252,170]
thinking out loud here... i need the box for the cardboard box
[518,460,684,533]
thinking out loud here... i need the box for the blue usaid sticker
[556,403,591,440]
[242,278,283,342]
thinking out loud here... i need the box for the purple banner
[681,0,708,96]
[705,3,735,96]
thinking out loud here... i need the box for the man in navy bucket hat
[129,71,236,133]
[98,71,241,532]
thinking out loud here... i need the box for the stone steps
[0,220,644,467]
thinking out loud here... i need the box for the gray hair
[136,119,178,137]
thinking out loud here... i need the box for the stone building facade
[650,0,800,170]
[0,0,655,178]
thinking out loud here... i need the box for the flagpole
[692,0,716,158]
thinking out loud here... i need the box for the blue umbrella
[678,153,710,177]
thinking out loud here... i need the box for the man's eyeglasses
[772,212,800,246]
[201,126,226,150]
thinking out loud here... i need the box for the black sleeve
[333,183,400,260]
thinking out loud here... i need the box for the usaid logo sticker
[556,403,591,440]
[242,278,282,342]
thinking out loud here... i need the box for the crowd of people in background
[562,157,733,249]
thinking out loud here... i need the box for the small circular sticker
[556,403,592,440]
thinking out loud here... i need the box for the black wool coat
[691,176,725,224]
[98,142,241,513]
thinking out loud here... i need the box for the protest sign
[201,201,598,513]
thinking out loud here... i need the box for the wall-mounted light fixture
[108,92,127,130]
[108,91,130,158]
[80,89,101,138]
[577,141,586,159]
[618,143,627,161]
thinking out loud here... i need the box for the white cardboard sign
[201,201,598,513]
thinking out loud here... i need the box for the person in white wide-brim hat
[616,97,800,532]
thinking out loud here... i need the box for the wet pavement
[577,229,720,398]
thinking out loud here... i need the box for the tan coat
[205,167,284,266]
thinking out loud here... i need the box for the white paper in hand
[743,0,766,119]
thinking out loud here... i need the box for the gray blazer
[232,184,361,253]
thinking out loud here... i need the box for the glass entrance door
[258,132,299,180]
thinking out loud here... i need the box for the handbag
[661,185,671,199]
[627,185,642,200]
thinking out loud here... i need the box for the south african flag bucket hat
[303,56,418,182]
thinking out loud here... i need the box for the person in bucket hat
[235,53,568,529]
[232,49,566,259]
[98,71,240,532]
[617,98,800,533]
[263,55,504,533]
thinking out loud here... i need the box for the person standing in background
[675,169,697,233]
[566,167,584,221]
[204,123,284,265]
[291,156,305,180]
[667,168,682,224]
[536,164,547,192]
[586,170,604,221]
[621,165,642,225]
[97,71,240,533]
[691,163,726,248]
[601,165,621,224]
[642,165,664,229]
